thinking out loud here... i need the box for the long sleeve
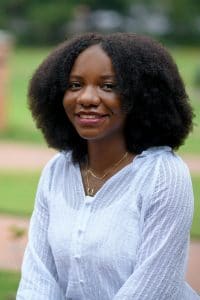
[16,159,65,300]
[114,156,199,300]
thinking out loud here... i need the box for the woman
[17,33,199,299]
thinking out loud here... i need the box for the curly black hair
[29,32,193,162]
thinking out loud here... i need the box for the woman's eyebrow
[100,75,117,80]
[68,75,83,80]
[69,75,116,80]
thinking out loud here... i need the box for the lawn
[0,171,39,216]
[191,176,200,239]
[0,46,200,153]
[0,47,51,143]
[0,270,20,300]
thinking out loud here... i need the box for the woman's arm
[114,158,199,300]
[16,158,65,300]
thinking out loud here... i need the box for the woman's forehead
[70,44,115,76]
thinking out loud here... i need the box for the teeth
[79,115,100,119]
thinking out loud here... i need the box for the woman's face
[63,44,126,142]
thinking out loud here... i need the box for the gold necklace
[85,152,128,196]
[88,152,128,180]
[86,169,95,196]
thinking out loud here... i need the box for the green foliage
[78,0,131,11]
[1,0,200,45]
[0,0,74,45]
[25,2,74,44]
[0,270,20,300]
[161,0,200,44]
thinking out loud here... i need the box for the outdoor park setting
[0,0,200,299]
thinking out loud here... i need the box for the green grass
[0,171,40,216]
[0,46,199,153]
[0,171,199,238]
[9,47,52,130]
[0,47,51,144]
[191,176,200,239]
[171,47,200,88]
[169,49,200,155]
[0,270,20,300]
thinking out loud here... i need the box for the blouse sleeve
[113,157,198,300]
[16,157,65,300]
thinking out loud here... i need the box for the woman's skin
[63,45,134,178]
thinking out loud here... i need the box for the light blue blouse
[17,147,200,299]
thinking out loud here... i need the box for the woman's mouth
[79,114,102,119]
[75,113,108,126]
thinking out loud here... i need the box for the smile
[75,113,108,126]
[79,114,105,119]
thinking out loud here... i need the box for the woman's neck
[86,138,132,176]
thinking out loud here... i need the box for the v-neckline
[76,156,137,199]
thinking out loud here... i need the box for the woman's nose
[77,86,100,106]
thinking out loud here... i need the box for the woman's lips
[75,113,108,125]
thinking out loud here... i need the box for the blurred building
[67,4,171,37]
[0,30,12,130]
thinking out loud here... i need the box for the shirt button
[74,254,81,261]
[80,279,84,285]
[78,228,84,235]
[85,200,91,206]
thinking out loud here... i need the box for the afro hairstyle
[28,32,193,162]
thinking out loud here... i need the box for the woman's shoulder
[38,150,73,186]
[139,147,194,216]
[138,146,190,174]
[134,146,192,200]
[34,150,75,197]
[42,150,73,172]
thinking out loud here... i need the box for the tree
[0,0,200,45]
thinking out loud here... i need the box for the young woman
[17,33,199,299]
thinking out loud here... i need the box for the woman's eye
[102,82,116,91]
[68,82,81,90]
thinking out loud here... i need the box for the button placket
[72,198,92,262]
[73,198,93,287]
[74,254,81,260]
[79,279,84,285]
[76,198,92,241]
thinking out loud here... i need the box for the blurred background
[0,0,199,298]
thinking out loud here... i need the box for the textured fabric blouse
[17,146,200,300]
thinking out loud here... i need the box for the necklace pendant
[87,187,94,196]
